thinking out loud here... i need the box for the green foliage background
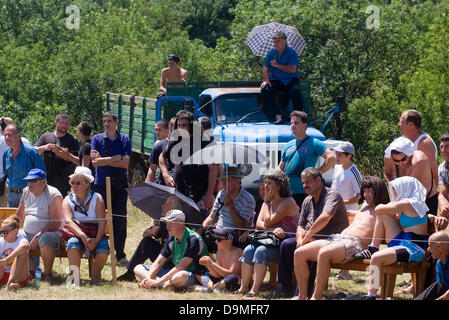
[0,0,448,175]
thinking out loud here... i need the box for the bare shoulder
[412,150,429,165]
[280,196,300,215]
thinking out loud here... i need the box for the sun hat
[69,166,94,183]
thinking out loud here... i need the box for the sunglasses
[0,229,12,236]
[215,237,227,242]
[27,178,42,183]
[70,181,83,186]
[392,155,408,163]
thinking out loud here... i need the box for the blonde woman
[0,215,30,290]
[62,166,109,284]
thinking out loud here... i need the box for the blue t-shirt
[264,46,299,85]
[91,131,132,186]
[436,254,449,287]
[281,136,327,194]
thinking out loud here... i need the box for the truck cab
[192,87,343,198]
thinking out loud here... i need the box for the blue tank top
[400,212,427,228]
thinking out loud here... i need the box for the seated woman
[62,166,109,284]
[0,215,30,291]
[352,176,429,300]
[236,168,299,299]
[194,227,242,293]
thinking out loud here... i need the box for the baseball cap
[332,141,355,155]
[386,136,415,157]
[24,168,46,180]
[160,209,185,222]
[272,30,287,39]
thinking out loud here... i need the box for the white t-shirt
[331,163,362,211]
[66,192,100,224]
[0,234,28,273]
[23,185,63,235]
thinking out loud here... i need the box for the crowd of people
[1,32,449,301]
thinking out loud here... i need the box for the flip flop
[241,292,257,300]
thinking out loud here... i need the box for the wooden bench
[329,217,434,299]
[0,207,116,282]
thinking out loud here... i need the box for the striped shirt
[331,163,362,211]
[213,187,256,229]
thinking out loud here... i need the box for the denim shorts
[141,264,198,288]
[240,243,280,266]
[66,237,110,256]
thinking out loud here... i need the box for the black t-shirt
[148,139,173,185]
[79,139,95,178]
[35,132,79,193]
[162,137,211,202]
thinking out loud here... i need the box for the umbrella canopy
[127,182,203,225]
[182,142,269,165]
[245,22,307,57]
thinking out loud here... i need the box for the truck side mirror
[336,95,346,112]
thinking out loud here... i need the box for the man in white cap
[135,209,209,290]
[384,136,438,215]
[331,141,362,211]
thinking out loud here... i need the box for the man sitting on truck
[260,30,304,124]
[157,54,188,99]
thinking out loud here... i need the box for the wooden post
[106,177,117,284]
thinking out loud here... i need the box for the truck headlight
[237,164,252,176]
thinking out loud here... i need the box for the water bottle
[201,272,210,293]
[34,267,42,289]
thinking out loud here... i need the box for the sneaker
[117,257,129,266]
[353,245,379,260]
[117,270,136,282]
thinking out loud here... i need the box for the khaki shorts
[327,233,364,262]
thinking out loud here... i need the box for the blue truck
[105,80,345,201]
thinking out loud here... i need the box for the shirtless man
[385,110,438,205]
[384,136,438,214]
[157,54,188,99]
[293,176,389,300]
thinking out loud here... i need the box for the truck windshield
[214,94,269,124]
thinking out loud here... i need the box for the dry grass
[0,201,414,300]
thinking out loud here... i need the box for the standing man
[261,30,304,123]
[159,110,217,212]
[3,124,46,207]
[438,132,449,220]
[35,113,79,197]
[157,54,188,99]
[91,111,131,264]
[145,119,172,184]
[385,109,438,197]
[385,136,438,214]
[76,121,94,175]
[279,111,336,210]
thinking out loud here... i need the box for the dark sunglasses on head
[392,155,408,163]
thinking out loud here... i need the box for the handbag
[247,230,281,248]
[61,220,106,242]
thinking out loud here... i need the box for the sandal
[241,292,257,300]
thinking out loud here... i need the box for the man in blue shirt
[2,124,46,207]
[415,231,449,300]
[261,30,304,123]
[91,111,132,264]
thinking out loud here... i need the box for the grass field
[0,202,413,300]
